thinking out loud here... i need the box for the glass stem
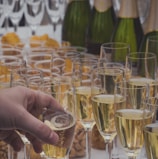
[85,129,91,159]
[105,142,112,159]
[5,16,9,32]
[53,23,57,32]
[31,25,37,35]
[8,145,14,159]
[14,24,18,32]
[112,136,119,159]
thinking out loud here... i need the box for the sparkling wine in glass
[42,77,76,159]
[91,66,124,159]
[73,57,99,159]
[43,110,76,159]
[143,123,158,159]
[114,81,153,159]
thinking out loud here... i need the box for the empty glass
[9,0,25,32]
[126,52,157,85]
[45,0,67,32]
[24,0,44,35]
[100,42,130,64]
[146,35,158,63]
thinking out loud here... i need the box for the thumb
[18,113,59,145]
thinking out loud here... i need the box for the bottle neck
[94,0,112,12]
[118,0,139,18]
[68,0,88,4]
[143,0,158,35]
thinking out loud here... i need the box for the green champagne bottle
[139,0,158,52]
[111,0,143,61]
[62,0,91,47]
[86,0,116,55]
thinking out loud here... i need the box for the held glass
[42,77,76,159]
[114,81,153,159]
[42,110,76,159]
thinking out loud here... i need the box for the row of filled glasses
[1,39,158,159]
[0,42,98,159]
[98,40,158,159]
[0,0,66,34]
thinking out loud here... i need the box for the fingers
[19,112,59,146]
[35,91,65,112]
[25,133,43,153]
[0,130,24,152]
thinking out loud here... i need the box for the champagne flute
[98,59,132,81]
[9,0,25,32]
[0,55,24,88]
[100,42,130,64]
[24,0,44,35]
[146,35,158,63]
[41,77,76,159]
[73,58,99,159]
[114,81,153,159]
[143,97,158,159]
[126,52,157,85]
[91,66,124,159]
[0,1,5,28]
[45,0,66,32]
[2,0,14,32]
[143,123,158,159]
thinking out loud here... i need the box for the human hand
[0,86,64,153]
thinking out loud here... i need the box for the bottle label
[94,0,112,12]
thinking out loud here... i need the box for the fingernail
[49,132,59,145]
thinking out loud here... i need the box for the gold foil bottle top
[118,0,139,18]
[94,0,112,12]
[143,0,158,35]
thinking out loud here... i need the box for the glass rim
[101,42,130,50]
[98,61,124,67]
[115,81,147,90]
[94,66,124,73]
[145,96,158,106]
[147,35,158,41]
[143,123,158,130]
[127,52,156,60]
